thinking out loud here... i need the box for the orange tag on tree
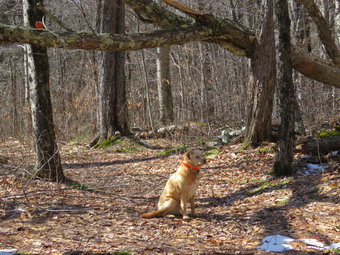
[35,21,44,29]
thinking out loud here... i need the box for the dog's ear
[185,150,193,160]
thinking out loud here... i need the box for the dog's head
[184,149,207,167]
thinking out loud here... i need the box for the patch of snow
[297,163,328,175]
[329,151,339,156]
[257,235,294,253]
[258,235,340,253]
[298,238,325,248]
[15,208,26,213]
[298,238,326,251]
[0,249,17,255]
[257,243,293,253]
[328,243,340,249]
[262,234,295,244]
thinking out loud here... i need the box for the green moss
[206,148,220,158]
[316,130,340,138]
[276,199,290,206]
[93,137,120,149]
[64,178,96,192]
[160,144,187,156]
[247,178,292,195]
[241,139,251,150]
[258,145,276,154]
[115,251,132,255]
[101,137,118,147]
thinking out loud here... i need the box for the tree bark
[291,47,340,87]
[23,0,64,182]
[273,0,295,176]
[295,136,340,155]
[245,0,276,147]
[198,42,215,124]
[0,23,213,51]
[94,0,129,144]
[298,0,340,66]
[9,54,18,136]
[157,46,174,125]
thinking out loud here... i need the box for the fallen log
[295,136,340,155]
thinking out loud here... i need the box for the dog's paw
[182,215,190,220]
[165,214,176,218]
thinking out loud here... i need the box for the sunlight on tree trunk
[157,46,174,126]
[23,0,64,182]
[245,0,276,147]
[273,0,295,176]
[92,0,129,147]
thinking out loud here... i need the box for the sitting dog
[141,149,206,219]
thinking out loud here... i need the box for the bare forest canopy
[0,0,340,88]
[0,0,339,140]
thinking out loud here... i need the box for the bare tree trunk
[291,0,307,135]
[9,54,18,136]
[157,46,174,125]
[23,0,64,182]
[141,49,155,132]
[198,42,214,124]
[335,0,340,47]
[93,0,129,146]
[273,0,296,176]
[245,0,276,147]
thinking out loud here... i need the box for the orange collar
[182,161,201,171]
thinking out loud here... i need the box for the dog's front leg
[180,195,189,219]
[189,196,196,216]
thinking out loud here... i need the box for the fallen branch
[295,136,340,155]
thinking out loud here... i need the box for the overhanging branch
[124,0,191,28]
[124,0,256,57]
[292,47,340,88]
[0,23,212,51]
[299,0,340,66]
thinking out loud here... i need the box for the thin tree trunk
[198,42,214,124]
[141,49,155,133]
[273,0,296,176]
[9,54,18,136]
[157,46,174,125]
[23,0,64,182]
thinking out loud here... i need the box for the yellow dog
[142,149,206,219]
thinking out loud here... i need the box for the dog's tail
[141,208,167,218]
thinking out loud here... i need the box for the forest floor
[0,136,339,254]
